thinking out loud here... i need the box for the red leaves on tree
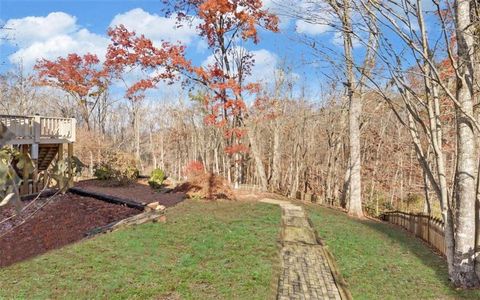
[105,25,190,98]
[252,95,279,121]
[224,144,249,155]
[224,128,247,139]
[34,53,109,99]
[174,0,279,47]
[438,58,456,81]
[103,1,278,155]
[184,160,205,176]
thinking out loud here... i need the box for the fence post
[383,210,445,257]
[427,216,430,245]
[304,193,312,202]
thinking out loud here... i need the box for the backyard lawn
[0,200,281,299]
[4,198,480,299]
[308,205,480,300]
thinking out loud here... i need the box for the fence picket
[381,211,446,257]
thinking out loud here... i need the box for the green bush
[148,168,166,189]
[93,151,139,185]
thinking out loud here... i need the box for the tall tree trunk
[423,167,431,215]
[414,0,457,277]
[348,63,363,217]
[342,0,363,217]
[471,0,480,282]
[247,124,268,191]
[452,0,478,287]
[149,130,157,169]
[159,132,165,170]
[214,143,220,175]
[270,119,281,191]
[452,0,479,287]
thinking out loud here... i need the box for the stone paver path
[261,199,345,300]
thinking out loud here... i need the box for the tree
[34,53,111,130]
[352,0,480,287]
[452,0,479,287]
[280,0,378,216]
[106,0,278,189]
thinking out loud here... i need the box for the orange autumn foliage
[34,53,110,99]
[106,0,278,155]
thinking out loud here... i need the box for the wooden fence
[295,191,321,203]
[381,211,446,256]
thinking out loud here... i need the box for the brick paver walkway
[261,199,345,300]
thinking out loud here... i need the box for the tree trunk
[344,41,363,216]
[452,0,479,287]
[214,144,220,175]
[422,163,431,215]
[341,0,363,217]
[270,119,281,191]
[149,130,157,169]
[247,125,268,191]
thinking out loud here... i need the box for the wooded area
[1,0,480,289]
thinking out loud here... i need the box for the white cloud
[250,49,278,82]
[110,8,199,45]
[5,8,200,69]
[295,20,329,35]
[9,30,108,67]
[4,12,108,68]
[195,39,209,53]
[202,47,278,83]
[4,12,78,47]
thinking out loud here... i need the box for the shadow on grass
[359,218,450,281]
[307,205,480,299]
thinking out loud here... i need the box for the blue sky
[0,0,343,100]
[0,1,308,72]
[0,0,441,103]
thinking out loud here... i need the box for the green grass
[0,200,281,299]
[308,205,480,299]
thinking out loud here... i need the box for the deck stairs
[38,144,60,171]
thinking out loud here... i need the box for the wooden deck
[1,114,76,195]
[0,114,76,145]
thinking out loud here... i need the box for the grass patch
[308,205,480,300]
[0,200,280,299]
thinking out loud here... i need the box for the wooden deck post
[67,143,74,188]
[20,145,30,194]
[31,143,39,193]
[58,144,64,160]
[32,161,38,193]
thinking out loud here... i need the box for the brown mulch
[0,193,140,268]
[75,179,186,207]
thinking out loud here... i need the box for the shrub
[148,168,166,189]
[93,151,139,185]
[184,160,204,178]
[173,172,234,200]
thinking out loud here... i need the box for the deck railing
[0,115,76,144]
[381,211,446,256]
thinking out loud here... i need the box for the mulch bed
[75,179,185,207]
[0,193,140,268]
